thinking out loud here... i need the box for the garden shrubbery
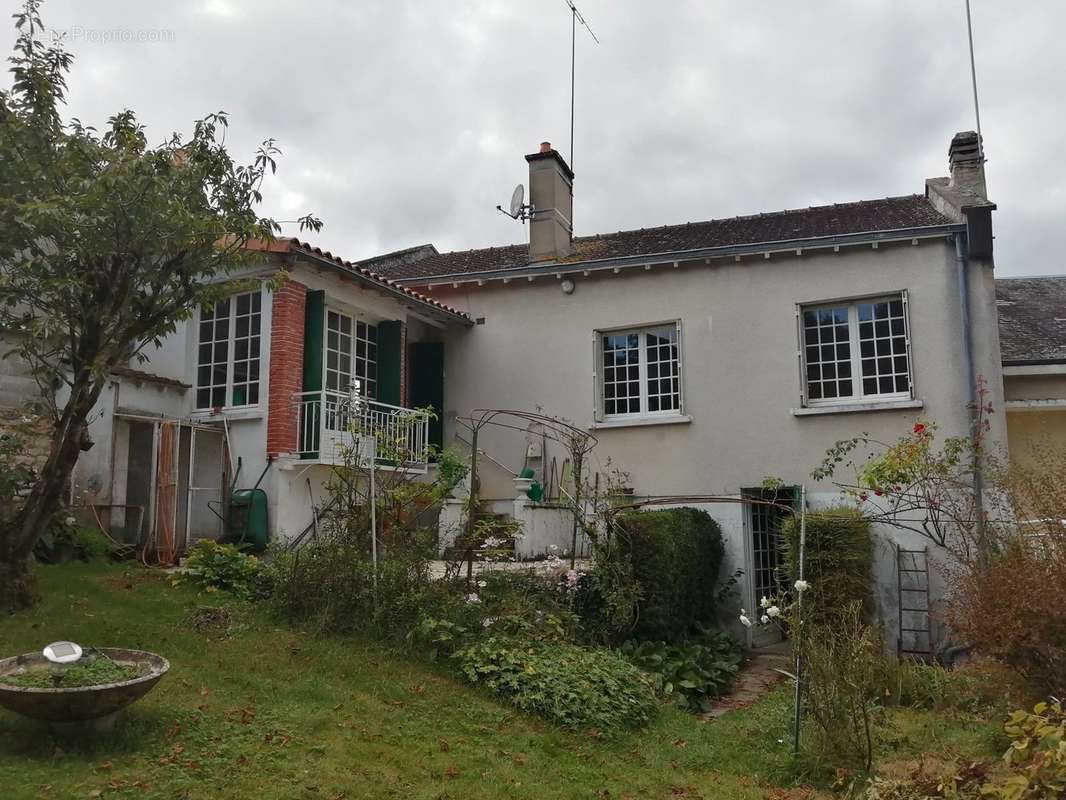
[180,539,269,600]
[614,507,725,641]
[620,629,743,712]
[455,635,658,730]
[781,505,872,623]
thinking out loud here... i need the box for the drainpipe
[954,232,986,553]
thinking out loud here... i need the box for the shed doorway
[742,487,797,647]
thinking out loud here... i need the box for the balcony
[296,390,431,471]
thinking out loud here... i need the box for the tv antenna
[564,0,599,173]
[964,0,985,165]
[496,183,533,222]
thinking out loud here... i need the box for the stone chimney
[525,141,573,262]
[925,131,996,258]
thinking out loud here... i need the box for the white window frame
[194,289,263,411]
[323,306,378,399]
[797,291,913,408]
[595,320,684,421]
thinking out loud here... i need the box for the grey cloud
[4,0,1062,274]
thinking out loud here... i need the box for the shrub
[800,603,883,774]
[615,507,724,641]
[269,543,430,639]
[454,635,657,731]
[180,540,267,599]
[621,629,743,712]
[948,539,1066,698]
[885,657,1033,715]
[781,506,872,624]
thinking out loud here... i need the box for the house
[367,131,1005,652]
[0,128,1033,655]
[60,238,470,550]
[996,276,1066,470]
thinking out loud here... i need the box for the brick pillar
[266,280,307,457]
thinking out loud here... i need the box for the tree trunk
[0,555,40,612]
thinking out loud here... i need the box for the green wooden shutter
[410,341,444,452]
[302,290,325,393]
[376,320,402,406]
[300,290,325,459]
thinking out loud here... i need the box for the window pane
[801,305,854,402]
[857,295,909,397]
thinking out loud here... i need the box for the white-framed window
[799,292,912,405]
[195,290,262,409]
[325,309,377,399]
[598,322,682,419]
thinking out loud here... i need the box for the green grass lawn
[0,562,1000,800]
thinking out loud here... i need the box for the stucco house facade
[371,131,1004,652]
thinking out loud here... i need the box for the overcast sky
[5,1,1064,276]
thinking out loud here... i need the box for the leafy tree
[0,1,320,609]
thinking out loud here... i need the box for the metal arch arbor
[454,409,598,572]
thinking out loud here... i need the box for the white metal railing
[296,389,431,471]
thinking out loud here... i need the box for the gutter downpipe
[954,231,986,554]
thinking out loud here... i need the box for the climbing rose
[760,614,770,624]
[759,596,771,609]
[766,605,781,618]
[794,579,809,593]
[739,609,752,627]
[913,422,926,435]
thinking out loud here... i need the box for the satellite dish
[509,184,525,218]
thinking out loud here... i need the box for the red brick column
[266,280,307,457]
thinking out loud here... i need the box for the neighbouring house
[996,276,1066,471]
[368,131,1005,653]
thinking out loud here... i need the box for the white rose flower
[477,580,487,588]
[760,596,771,609]
[65,516,76,526]
[766,605,781,618]
[465,593,481,605]
[739,614,752,628]
[761,614,770,624]
[794,579,810,593]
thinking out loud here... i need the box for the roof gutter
[293,248,473,327]
[396,223,965,287]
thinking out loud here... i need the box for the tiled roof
[245,238,468,322]
[111,365,190,390]
[996,276,1066,364]
[379,194,954,281]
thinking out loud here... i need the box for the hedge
[781,506,872,623]
[616,507,725,641]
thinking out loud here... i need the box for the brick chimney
[947,131,986,200]
[525,141,573,262]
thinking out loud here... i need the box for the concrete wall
[1006,410,1066,472]
[422,237,1004,642]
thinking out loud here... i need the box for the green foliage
[0,655,140,688]
[781,506,871,623]
[0,2,320,592]
[621,630,743,712]
[180,540,266,600]
[454,635,657,731]
[615,507,725,641]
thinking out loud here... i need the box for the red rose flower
[913,422,926,435]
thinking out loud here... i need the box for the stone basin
[0,648,168,729]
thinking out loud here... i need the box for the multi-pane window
[325,310,377,398]
[801,293,910,404]
[196,291,261,409]
[600,323,681,418]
